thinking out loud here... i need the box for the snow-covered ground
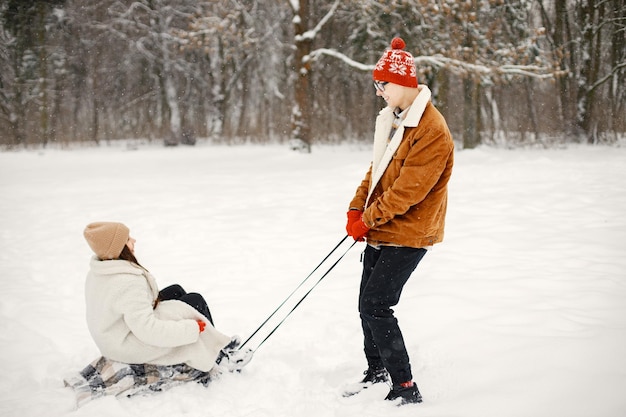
[0,142,625,417]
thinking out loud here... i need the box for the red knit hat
[372,37,418,88]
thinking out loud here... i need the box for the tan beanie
[84,222,130,260]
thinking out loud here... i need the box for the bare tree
[308,0,558,148]
[1,0,65,147]
[182,0,289,142]
[0,0,624,149]
[280,0,339,152]
[539,0,626,143]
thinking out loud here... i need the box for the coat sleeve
[363,128,452,228]
[113,276,200,348]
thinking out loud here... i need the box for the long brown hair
[118,245,157,307]
[118,245,143,268]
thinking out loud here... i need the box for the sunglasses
[374,81,389,92]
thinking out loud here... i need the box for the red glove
[350,217,370,242]
[346,210,362,235]
[197,320,206,333]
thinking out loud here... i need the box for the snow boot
[216,347,253,372]
[215,335,253,372]
[385,382,422,405]
[222,335,242,351]
[361,367,389,384]
[342,367,389,397]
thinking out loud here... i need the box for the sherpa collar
[368,85,431,203]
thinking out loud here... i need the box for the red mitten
[346,210,362,235]
[197,320,206,333]
[350,217,370,242]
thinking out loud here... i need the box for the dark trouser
[359,245,427,385]
[158,284,214,325]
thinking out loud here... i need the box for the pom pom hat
[372,37,418,88]
[84,222,130,260]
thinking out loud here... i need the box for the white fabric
[85,257,231,372]
[368,85,432,205]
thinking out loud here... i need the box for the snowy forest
[1,0,624,150]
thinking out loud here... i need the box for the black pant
[158,284,214,325]
[359,245,426,385]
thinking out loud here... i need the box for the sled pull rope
[249,238,357,353]
[239,235,353,351]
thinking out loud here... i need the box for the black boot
[342,367,389,397]
[385,382,422,405]
[361,367,389,384]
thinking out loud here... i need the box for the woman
[82,221,251,373]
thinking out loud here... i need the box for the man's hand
[349,216,370,242]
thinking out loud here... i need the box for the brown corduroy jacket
[349,89,454,248]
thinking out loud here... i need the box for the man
[345,37,454,405]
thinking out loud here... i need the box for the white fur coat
[84,257,231,372]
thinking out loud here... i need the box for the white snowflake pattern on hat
[389,62,408,76]
[388,49,411,63]
[372,37,418,88]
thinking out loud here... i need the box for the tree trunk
[291,0,312,153]
[609,0,626,136]
[37,2,50,147]
[525,78,541,145]
[577,0,605,143]
[164,72,181,143]
[10,55,25,147]
[553,0,579,139]
[462,75,480,149]
[89,62,99,145]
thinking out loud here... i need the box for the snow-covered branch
[307,48,373,71]
[287,0,299,14]
[295,0,340,42]
[417,56,559,79]
[309,49,560,80]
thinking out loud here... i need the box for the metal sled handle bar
[239,235,350,350]
[249,239,357,353]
